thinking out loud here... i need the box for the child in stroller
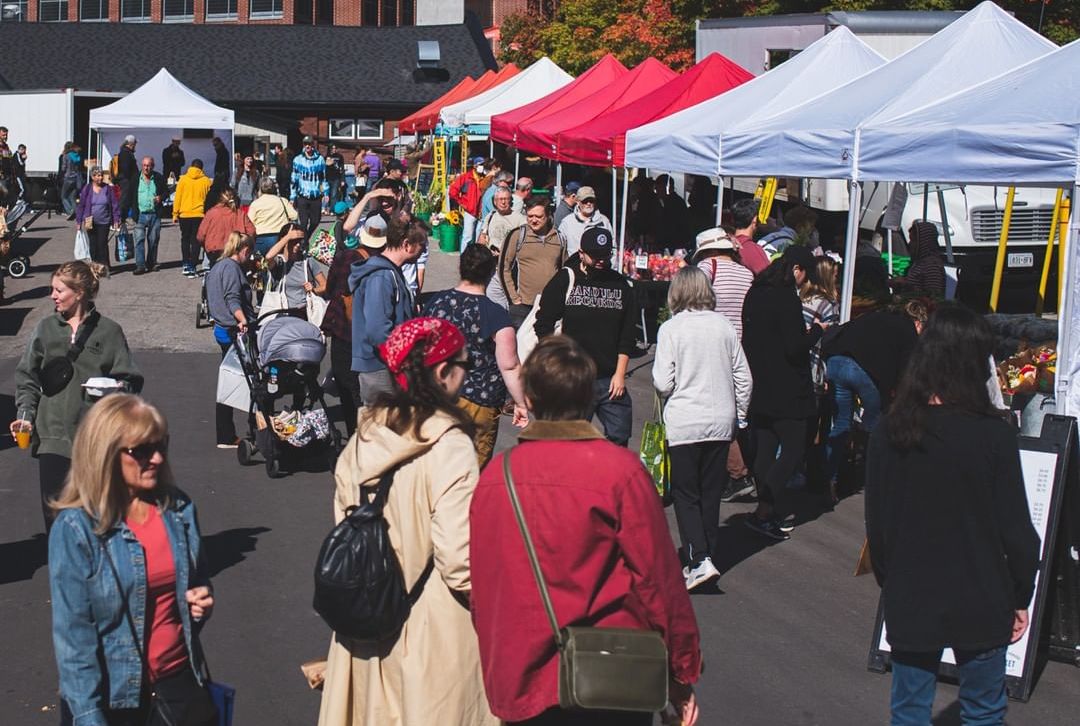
[233,309,341,478]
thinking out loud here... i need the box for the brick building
[0,0,463,25]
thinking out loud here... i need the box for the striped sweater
[697,256,753,340]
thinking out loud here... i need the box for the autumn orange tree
[499,0,1076,73]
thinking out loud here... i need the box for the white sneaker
[684,557,721,591]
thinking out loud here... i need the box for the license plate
[1007,252,1034,268]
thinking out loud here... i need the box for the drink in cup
[15,410,31,449]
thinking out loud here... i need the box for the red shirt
[735,232,771,275]
[448,170,483,217]
[127,506,188,682]
[469,422,702,722]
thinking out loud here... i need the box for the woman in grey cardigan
[652,266,752,591]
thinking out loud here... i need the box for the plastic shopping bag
[639,395,670,505]
[74,228,90,260]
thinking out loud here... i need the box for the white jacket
[652,310,752,446]
[557,209,613,256]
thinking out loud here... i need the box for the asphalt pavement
[1,218,1077,725]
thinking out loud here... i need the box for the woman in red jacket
[469,335,701,726]
[197,188,255,267]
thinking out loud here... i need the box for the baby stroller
[233,309,341,478]
[1,200,36,279]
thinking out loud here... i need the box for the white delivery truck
[0,88,123,199]
[696,12,1062,309]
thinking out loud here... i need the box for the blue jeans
[824,355,881,485]
[61,176,80,215]
[461,210,478,249]
[890,647,1008,725]
[587,376,632,447]
[255,233,279,256]
[132,211,161,270]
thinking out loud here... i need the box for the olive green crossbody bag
[501,450,669,713]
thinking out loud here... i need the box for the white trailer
[0,88,124,177]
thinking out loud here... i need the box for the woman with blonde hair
[12,260,142,531]
[49,394,217,726]
[653,267,752,589]
[205,232,256,448]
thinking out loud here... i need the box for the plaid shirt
[290,151,328,200]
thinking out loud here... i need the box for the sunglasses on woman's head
[121,440,168,466]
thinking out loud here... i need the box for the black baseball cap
[580,227,613,256]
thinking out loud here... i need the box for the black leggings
[751,415,809,520]
[89,222,112,268]
[330,335,362,437]
[216,341,238,444]
[39,453,71,532]
[669,440,730,565]
[60,666,217,726]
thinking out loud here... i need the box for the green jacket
[15,309,143,457]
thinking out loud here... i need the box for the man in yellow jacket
[173,158,211,277]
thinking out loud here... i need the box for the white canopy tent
[717,2,1055,180]
[624,27,885,178]
[856,38,1080,416]
[712,1,1056,322]
[438,57,573,133]
[89,68,234,177]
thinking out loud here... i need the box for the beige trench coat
[317,410,500,726]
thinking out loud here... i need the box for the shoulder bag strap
[710,258,718,285]
[501,450,564,649]
[99,537,152,670]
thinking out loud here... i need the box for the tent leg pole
[1036,188,1064,316]
[555,163,562,205]
[489,140,494,157]
[514,151,519,183]
[611,167,617,225]
[1057,185,1079,415]
[839,182,862,323]
[989,186,1016,312]
[715,178,724,225]
[619,171,630,266]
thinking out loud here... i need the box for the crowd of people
[4,129,1040,726]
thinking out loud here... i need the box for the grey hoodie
[349,254,414,373]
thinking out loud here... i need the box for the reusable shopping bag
[639,394,671,504]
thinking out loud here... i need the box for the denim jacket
[48,492,210,726]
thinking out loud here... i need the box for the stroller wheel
[7,257,29,278]
[266,456,284,479]
[237,439,256,466]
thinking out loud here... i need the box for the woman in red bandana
[318,318,499,726]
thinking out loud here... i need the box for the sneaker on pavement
[721,474,756,502]
[216,438,240,449]
[685,557,721,591]
[778,514,796,533]
[745,516,790,541]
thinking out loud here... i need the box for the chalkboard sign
[413,164,435,195]
[867,414,1078,702]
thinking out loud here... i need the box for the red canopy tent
[557,53,754,167]
[505,57,678,160]
[398,75,477,134]
[489,54,627,153]
[404,64,521,133]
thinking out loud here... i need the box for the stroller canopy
[259,316,325,368]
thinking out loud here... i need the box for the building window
[380,0,395,25]
[329,119,383,141]
[355,119,383,140]
[361,0,377,26]
[1,0,28,21]
[400,0,412,26]
[163,0,194,20]
[249,0,281,19]
[329,119,356,140]
[38,0,66,21]
[205,0,237,18]
[121,0,150,20]
[80,0,107,20]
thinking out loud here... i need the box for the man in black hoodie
[535,227,637,446]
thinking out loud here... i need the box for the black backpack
[312,465,431,640]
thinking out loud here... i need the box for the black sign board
[413,164,435,196]
[867,414,1078,702]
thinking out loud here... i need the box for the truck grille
[970,208,1055,244]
